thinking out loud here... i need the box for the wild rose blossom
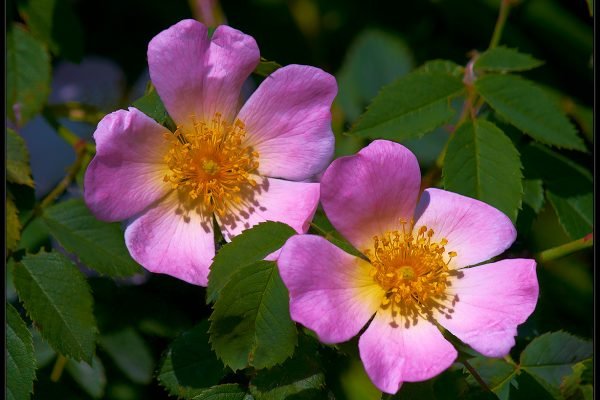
[278,140,539,394]
[84,20,336,285]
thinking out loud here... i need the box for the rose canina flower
[278,140,539,394]
[84,20,336,285]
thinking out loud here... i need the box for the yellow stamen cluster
[163,112,259,216]
[364,219,457,325]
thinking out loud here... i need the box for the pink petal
[278,235,384,343]
[125,192,215,286]
[84,108,171,221]
[148,19,210,128]
[237,65,337,181]
[202,25,259,122]
[217,176,320,241]
[320,140,421,251]
[414,188,517,268]
[436,258,538,357]
[359,310,457,394]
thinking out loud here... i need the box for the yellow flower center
[163,112,259,216]
[364,220,458,325]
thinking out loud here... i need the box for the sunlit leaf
[65,356,106,399]
[520,331,592,399]
[206,221,296,303]
[475,46,543,72]
[42,199,142,277]
[210,261,297,371]
[12,251,97,362]
[133,85,176,131]
[7,303,36,400]
[157,320,225,399]
[351,70,464,141]
[99,328,154,384]
[475,75,586,151]
[17,0,84,62]
[337,29,414,122]
[7,24,51,125]
[7,128,34,187]
[443,119,523,222]
[254,57,281,77]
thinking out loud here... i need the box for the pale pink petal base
[320,140,421,251]
[125,192,215,286]
[359,310,457,394]
[414,188,517,268]
[437,259,538,357]
[84,108,171,221]
[217,176,320,241]
[278,235,384,344]
[237,65,337,181]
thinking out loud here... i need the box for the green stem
[489,0,513,49]
[50,354,68,382]
[21,145,88,231]
[462,358,491,392]
[536,233,593,262]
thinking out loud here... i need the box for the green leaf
[417,59,464,77]
[522,179,544,214]
[99,328,154,384]
[192,384,253,400]
[7,128,34,187]
[206,221,296,303]
[133,85,176,132]
[12,251,97,362]
[42,199,142,277]
[443,119,523,222]
[209,261,297,371]
[309,212,364,259]
[7,24,51,125]
[157,320,225,399]
[7,303,36,400]
[475,75,586,151]
[520,144,592,239]
[249,335,327,400]
[466,357,517,400]
[520,331,592,399]
[17,0,84,62]
[474,46,544,72]
[65,356,107,399]
[254,57,281,77]
[350,70,464,141]
[7,196,22,253]
[559,362,586,399]
[336,29,414,122]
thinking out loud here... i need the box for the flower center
[364,220,458,324]
[163,112,259,216]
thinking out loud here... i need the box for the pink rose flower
[84,20,336,286]
[278,140,539,394]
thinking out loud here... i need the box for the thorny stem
[489,0,514,49]
[50,354,68,382]
[536,233,593,262]
[21,143,88,231]
[462,358,492,393]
